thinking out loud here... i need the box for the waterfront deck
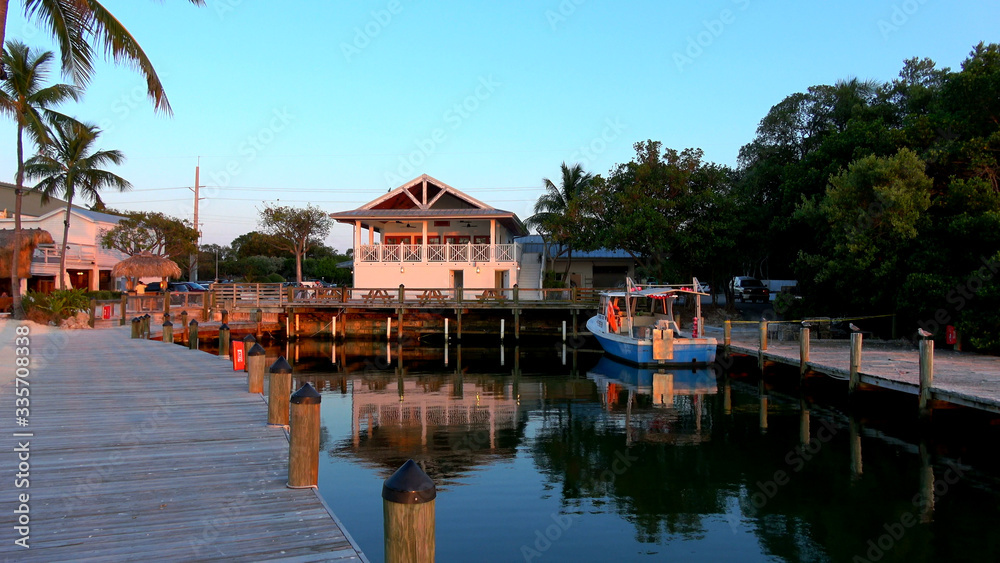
[0,324,366,562]
[725,330,1000,414]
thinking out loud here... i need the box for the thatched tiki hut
[0,229,55,291]
[111,252,182,290]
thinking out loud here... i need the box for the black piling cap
[189,319,198,327]
[131,317,140,323]
[163,320,173,327]
[290,383,321,405]
[143,314,151,319]
[243,334,257,344]
[270,356,292,374]
[382,459,436,505]
[248,342,266,356]
[219,323,230,331]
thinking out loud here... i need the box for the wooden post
[256,308,263,338]
[243,334,256,373]
[163,291,171,317]
[221,309,229,325]
[398,308,403,342]
[849,415,863,480]
[88,298,97,328]
[382,459,436,563]
[849,333,863,394]
[247,343,266,394]
[332,315,338,341]
[919,340,934,419]
[268,356,293,426]
[188,319,199,350]
[387,316,392,341]
[514,308,520,341]
[759,320,768,351]
[131,317,140,339]
[180,311,189,343]
[203,289,210,320]
[572,309,578,339]
[287,383,322,488]
[398,283,405,304]
[162,319,173,344]
[799,328,810,377]
[219,323,231,359]
[513,284,519,305]
[444,317,448,341]
[500,318,505,342]
[120,294,127,326]
[723,320,731,357]
[143,314,151,339]
[456,308,462,341]
[562,320,567,342]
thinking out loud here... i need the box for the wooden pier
[0,325,367,562]
[724,327,1000,414]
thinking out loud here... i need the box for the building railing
[32,244,98,264]
[357,243,520,264]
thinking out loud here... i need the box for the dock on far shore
[0,323,367,562]
[721,324,1000,415]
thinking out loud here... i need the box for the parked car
[144,281,190,292]
[730,276,769,303]
[179,282,208,292]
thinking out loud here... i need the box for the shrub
[22,289,91,324]
[264,273,285,283]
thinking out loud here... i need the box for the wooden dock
[0,324,367,562]
[725,331,1000,414]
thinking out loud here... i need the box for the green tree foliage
[795,149,932,311]
[526,162,595,285]
[25,116,130,289]
[582,141,740,287]
[0,0,205,114]
[0,40,79,316]
[231,230,290,259]
[257,204,333,284]
[100,211,198,259]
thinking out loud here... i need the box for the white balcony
[358,243,520,264]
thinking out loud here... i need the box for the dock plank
[0,324,367,562]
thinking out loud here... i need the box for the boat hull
[587,315,717,366]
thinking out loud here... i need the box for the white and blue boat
[587,278,718,366]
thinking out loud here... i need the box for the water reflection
[277,340,1000,562]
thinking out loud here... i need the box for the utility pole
[189,159,204,282]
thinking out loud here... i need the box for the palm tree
[526,162,593,287]
[0,0,205,114]
[25,116,130,289]
[0,40,78,316]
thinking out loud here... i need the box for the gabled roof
[330,174,527,235]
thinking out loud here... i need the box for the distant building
[0,182,128,293]
[514,235,635,289]
[329,174,528,290]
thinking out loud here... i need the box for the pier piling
[247,343,266,394]
[287,383,321,488]
[268,356,292,427]
[383,459,436,563]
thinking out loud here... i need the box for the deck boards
[0,324,367,562]
[726,333,1000,413]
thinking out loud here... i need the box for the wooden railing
[203,283,605,309]
[124,292,208,315]
[357,243,520,264]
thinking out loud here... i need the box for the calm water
[273,338,1000,562]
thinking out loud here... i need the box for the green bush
[85,290,122,301]
[264,273,285,283]
[23,289,91,324]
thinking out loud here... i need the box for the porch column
[490,219,496,263]
[355,220,362,253]
[422,221,428,264]
[91,263,100,291]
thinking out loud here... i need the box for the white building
[0,182,128,292]
[330,175,528,290]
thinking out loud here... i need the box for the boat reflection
[587,355,718,445]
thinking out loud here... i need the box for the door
[450,270,464,299]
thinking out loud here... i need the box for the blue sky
[2,0,998,251]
